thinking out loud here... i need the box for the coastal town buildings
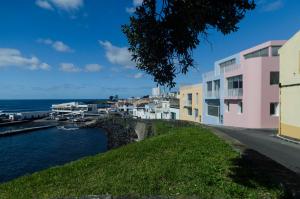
[8,111,50,121]
[202,40,286,128]
[278,31,300,140]
[179,84,202,123]
[132,98,180,120]
[151,87,161,97]
[130,87,180,120]
[51,102,97,114]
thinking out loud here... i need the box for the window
[270,103,279,116]
[187,108,192,116]
[238,101,243,114]
[227,75,243,89]
[195,93,199,105]
[270,72,279,85]
[244,47,269,59]
[187,93,192,101]
[226,101,230,112]
[171,112,176,120]
[207,81,212,92]
[207,105,219,117]
[214,80,220,91]
[194,108,199,118]
[271,46,281,56]
[219,58,236,68]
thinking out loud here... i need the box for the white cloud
[36,0,54,10]
[126,0,143,14]
[52,41,73,52]
[133,72,143,79]
[84,64,102,72]
[0,48,50,70]
[125,7,136,14]
[133,0,143,7]
[51,0,83,11]
[59,63,81,72]
[35,0,83,12]
[39,63,51,70]
[99,40,135,69]
[260,0,284,12]
[59,63,102,73]
[37,38,73,53]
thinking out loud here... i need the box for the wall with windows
[202,75,224,125]
[278,30,300,140]
[179,84,202,123]
[222,40,284,128]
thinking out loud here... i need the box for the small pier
[0,125,56,137]
[0,120,31,127]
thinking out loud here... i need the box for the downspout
[279,83,282,136]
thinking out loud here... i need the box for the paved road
[211,125,300,175]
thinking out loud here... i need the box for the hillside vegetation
[0,121,283,199]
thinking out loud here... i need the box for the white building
[152,87,161,97]
[132,99,179,120]
[51,102,97,114]
[8,111,50,121]
[132,103,148,119]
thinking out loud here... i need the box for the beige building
[278,30,300,140]
[179,84,202,123]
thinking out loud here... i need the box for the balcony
[206,90,220,98]
[225,88,243,98]
[202,71,216,80]
[220,64,241,74]
[184,100,192,107]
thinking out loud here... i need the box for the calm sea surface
[0,99,98,112]
[0,100,107,183]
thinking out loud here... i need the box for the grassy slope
[0,121,282,199]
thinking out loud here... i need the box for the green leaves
[122,0,255,87]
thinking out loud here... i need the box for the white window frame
[226,101,230,112]
[238,101,243,114]
[270,102,279,116]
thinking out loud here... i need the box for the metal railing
[206,90,220,98]
[225,88,243,97]
[183,100,192,107]
[202,71,215,80]
[220,64,241,74]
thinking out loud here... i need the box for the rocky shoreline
[87,117,153,150]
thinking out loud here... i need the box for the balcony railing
[225,88,243,98]
[202,71,215,80]
[220,64,241,74]
[184,100,192,107]
[206,90,220,98]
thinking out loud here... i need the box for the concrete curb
[204,125,247,153]
[276,135,300,145]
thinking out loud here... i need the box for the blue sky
[0,0,299,99]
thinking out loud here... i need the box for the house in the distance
[179,83,202,123]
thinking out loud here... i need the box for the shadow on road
[229,149,300,198]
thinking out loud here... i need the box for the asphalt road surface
[211,125,300,175]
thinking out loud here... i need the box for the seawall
[0,125,56,137]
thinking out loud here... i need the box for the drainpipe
[279,83,282,136]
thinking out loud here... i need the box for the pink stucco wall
[223,41,285,129]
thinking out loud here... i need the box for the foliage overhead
[122,0,255,87]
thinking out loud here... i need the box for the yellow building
[179,84,202,123]
[278,30,300,140]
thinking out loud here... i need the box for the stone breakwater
[87,117,153,150]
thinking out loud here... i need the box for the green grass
[0,121,283,199]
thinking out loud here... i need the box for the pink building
[222,41,286,129]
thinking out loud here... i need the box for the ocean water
[0,100,107,183]
[0,99,98,113]
[0,127,107,183]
